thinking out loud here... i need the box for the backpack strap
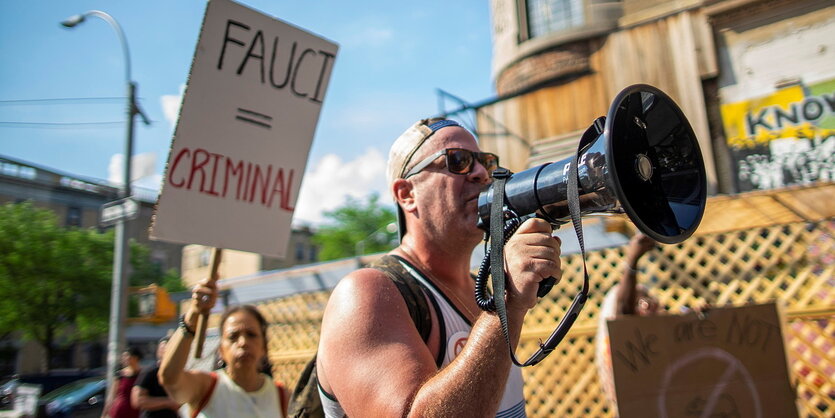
[276,381,289,417]
[287,355,323,418]
[368,254,433,342]
[191,372,218,418]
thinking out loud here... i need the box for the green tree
[128,242,184,292]
[312,194,397,261]
[0,202,180,369]
[0,202,112,366]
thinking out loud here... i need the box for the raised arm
[157,280,216,407]
[615,233,656,316]
[318,217,561,417]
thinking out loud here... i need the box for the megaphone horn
[477,84,707,244]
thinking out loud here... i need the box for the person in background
[103,347,143,418]
[131,336,180,418]
[595,233,659,414]
[158,280,288,418]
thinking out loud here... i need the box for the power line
[0,97,127,105]
[0,121,126,129]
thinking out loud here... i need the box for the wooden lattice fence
[254,219,833,417]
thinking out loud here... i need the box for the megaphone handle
[193,248,223,359]
[537,276,557,298]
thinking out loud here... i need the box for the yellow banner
[721,85,835,149]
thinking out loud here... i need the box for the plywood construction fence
[234,184,833,417]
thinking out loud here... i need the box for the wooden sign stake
[194,247,223,358]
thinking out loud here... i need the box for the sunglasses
[403,148,500,179]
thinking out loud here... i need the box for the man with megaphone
[310,84,707,417]
[315,118,563,417]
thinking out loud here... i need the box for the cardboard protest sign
[151,0,337,257]
[608,303,798,418]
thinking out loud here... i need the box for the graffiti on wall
[721,79,835,192]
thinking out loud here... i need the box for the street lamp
[61,10,149,394]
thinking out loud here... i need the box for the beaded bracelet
[178,315,196,336]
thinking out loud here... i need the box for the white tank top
[195,370,283,418]
[320,258,527,417]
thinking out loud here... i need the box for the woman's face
[121,352,138,368]
[219,311,266,371]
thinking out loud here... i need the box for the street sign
[13,384,41,417]
[150,0,338,257]
[100,197,139,226]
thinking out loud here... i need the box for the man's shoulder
[329,265,405,311]
[342,264,401,290]
[341,254,417,291]
[327,254,428,323]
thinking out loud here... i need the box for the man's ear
[392,178,416,213]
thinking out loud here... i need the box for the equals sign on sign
[235,108,272,129]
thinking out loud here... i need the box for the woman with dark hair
[103,347,143,418]
[158,279,288,418]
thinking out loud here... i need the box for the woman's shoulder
[117,367,141,378]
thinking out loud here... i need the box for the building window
[308,246,318,262]
[523,0,585,40]
[66,206,82,227]
[295,242,305,261]
[49,344,75,369]
[152,250,166,270]
[198,249,211,267]
[0,346,16,377]
[87,342,104,369]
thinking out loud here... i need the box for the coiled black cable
[474,215,526,311]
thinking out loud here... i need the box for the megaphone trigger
[537,276,557,298]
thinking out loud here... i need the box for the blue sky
[0,0,496,225]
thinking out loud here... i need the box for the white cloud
[133,173,163,191]
[293,147,391,225]
[342,26,394,49]
[108,152,158,186]
[359,27,394,46]
[160,84,186,130]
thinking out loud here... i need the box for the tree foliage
[0,202,112,358]
[312,194,397,261]
[0,202,180,368]
[129,243,184,292]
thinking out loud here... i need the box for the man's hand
[503,217,562,312]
